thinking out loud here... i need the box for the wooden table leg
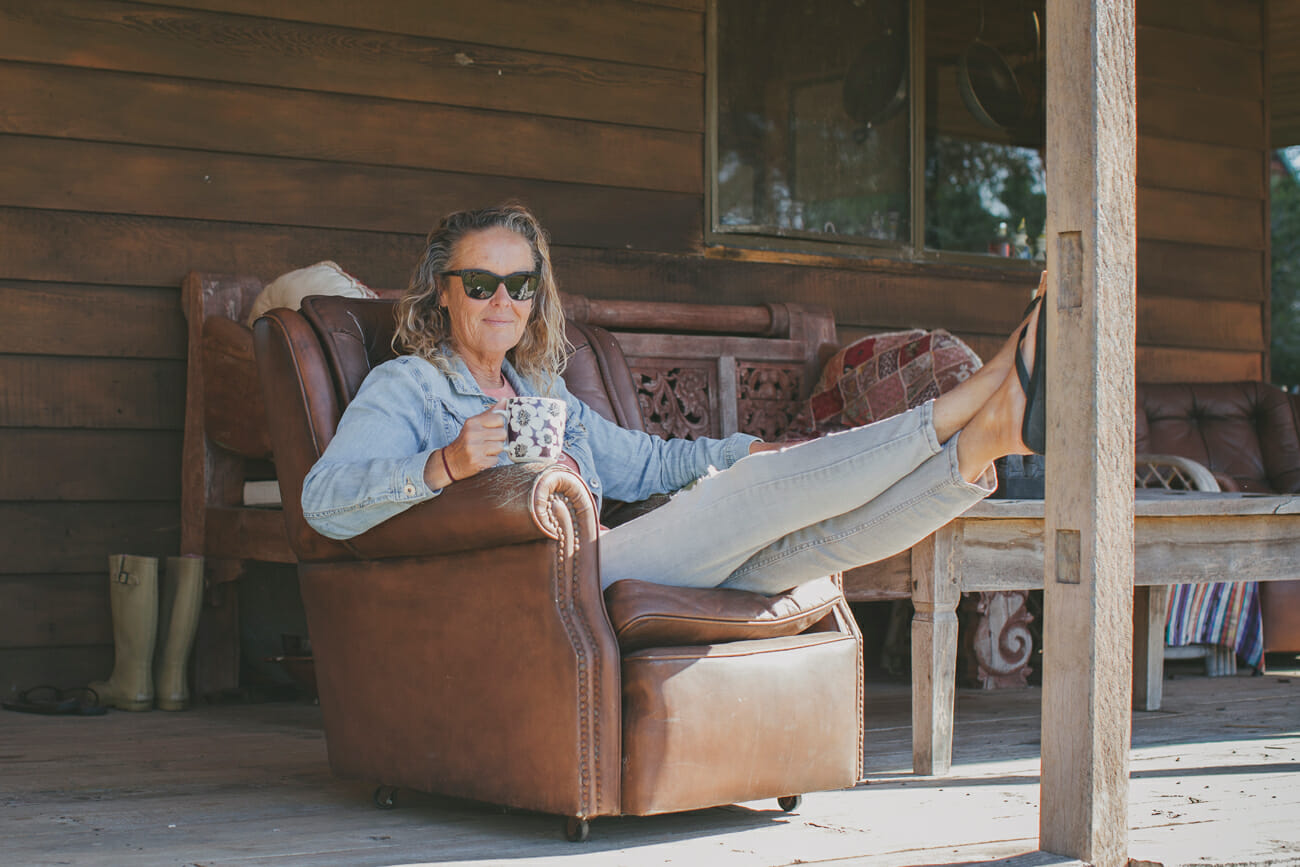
[1132,584,1169,711]
[911,524,961,776]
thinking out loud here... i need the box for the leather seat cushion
[1135,381,1300,494]
[604,574,841,652]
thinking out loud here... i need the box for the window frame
[704,0,1042,271]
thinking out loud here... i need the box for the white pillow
[246,261,378,326]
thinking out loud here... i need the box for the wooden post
[1040,1,1137,865]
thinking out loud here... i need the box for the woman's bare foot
[953,297,1042,481]
[932,278,1045,444]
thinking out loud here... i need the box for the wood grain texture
[1136,294,1263,351]
[840,552,910,601]
[835,329,1261,386]
[937,501,1300,591]
[0,0,702,130]
[1041,0,1137,861]
[1138,79,1265,150]
[0,646,111,694]
[0,574,111,648]
[0,430,180,501]
[1138,136,1264,198]
[910,527,961,777]
[0,502,178,574]
[1137,187,1266,249]
[1134,345,1262,382]
[1131,584,1168,711]
[0,208,425,290]
[0,281,186,359]
[632,0,704,11]
[1136,239,1264,300]
[0,357,185,430]
[0,137,701,254]
[1138,23,1263,96]
[1272,0,1300,146]
[0,212,1262,391]
[1137,0,1264,45]
[203,507,295,564]
[151,0,705,73]
[0,62,702,194]
[0,677,1296,864]
[554,249,1043,335]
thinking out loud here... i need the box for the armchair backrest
[254,292,838,559]
[1135,381,1300,494]
[293,294,648,428]
[253,295,647,561]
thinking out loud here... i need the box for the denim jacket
[300,351,759,539]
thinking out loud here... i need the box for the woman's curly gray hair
[395,203,569,390]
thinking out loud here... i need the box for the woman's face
[440,226,536,366]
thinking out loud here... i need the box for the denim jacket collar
[439,350,536,401]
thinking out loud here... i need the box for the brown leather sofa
[252,295,864,839]
[1135,380,1300,658]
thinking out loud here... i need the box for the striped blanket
[1165,581,1264,668]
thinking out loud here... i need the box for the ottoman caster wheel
[564,816,590,842]
[373,785,398,810]
[777,795,803,812]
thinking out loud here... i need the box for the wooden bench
[854,491,1300,776]
[180,271,840,693]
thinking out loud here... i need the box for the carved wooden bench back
[560,295,838,443]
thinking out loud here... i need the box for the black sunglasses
[441,269,539,301]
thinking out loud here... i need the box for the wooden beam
[1040,1,1137,865]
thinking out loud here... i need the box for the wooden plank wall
[0,0,1269,696]
[1134,0,1269,383]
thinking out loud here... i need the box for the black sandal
[1015,295,1046,455]
[3,685,107,716]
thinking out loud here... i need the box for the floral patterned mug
[495,396,566,464]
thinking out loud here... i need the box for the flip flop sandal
[2,685,107,716]
[1015,295,1047,455]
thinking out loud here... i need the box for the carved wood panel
[628,360,717,440]
[960,590,1034,689]
[737,362,808,442]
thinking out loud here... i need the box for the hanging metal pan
[1009,9,1046,147]
[842,30,908,128]
[957,5,1024,131]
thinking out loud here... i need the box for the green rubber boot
[154,556,205,711]
[89,555,159,711]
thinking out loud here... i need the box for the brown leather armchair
[253,296,864,839]
[1136,381,1300,659]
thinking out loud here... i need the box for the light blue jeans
[598,401,995,594]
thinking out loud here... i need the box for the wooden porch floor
[3,660,1297,867]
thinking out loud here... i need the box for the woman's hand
[425,400,508,487]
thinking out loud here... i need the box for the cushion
[809,329,982,431]
[246,260,377,326]
[604,575,842,652]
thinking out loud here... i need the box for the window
[709,0,1047,264]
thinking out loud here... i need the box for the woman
[301,203,1043,595]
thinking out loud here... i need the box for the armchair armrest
[336,463,600,561]
[297,462,618,818]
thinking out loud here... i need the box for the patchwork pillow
[809,329,983,431]
[246,260,377,326]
